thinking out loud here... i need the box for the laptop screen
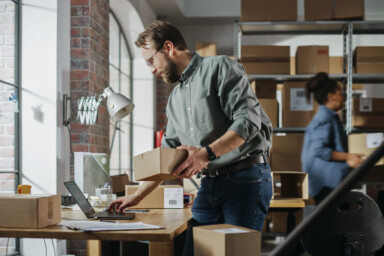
[64,181,95,217]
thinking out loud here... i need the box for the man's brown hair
[135,20,187,50]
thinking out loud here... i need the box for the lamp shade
[104,87,135,121]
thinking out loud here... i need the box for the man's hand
[346,153,365,169]
[107,194,141,213]
[172,145,209,178]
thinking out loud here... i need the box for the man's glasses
[146,43,163,68]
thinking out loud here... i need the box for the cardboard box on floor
[133,148,187,181]
[0,194,61,228]
[241,0,297,21]
[259,99,279,128]
[296,46,329,74]
[272,171,309,199]
[348,133,384,181]
[305,0,364,21]
[353,46,384,74]
[196,42,217,57]
[282,81,319,127]
[271,134,304,172]
[125,185,184,209]
[240,45,290,74]
[352,98,384,128]
[193,224,261,256]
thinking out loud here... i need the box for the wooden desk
[269,199,305,233]
[0,209,192,256]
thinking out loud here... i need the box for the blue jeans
[181,162,272,256]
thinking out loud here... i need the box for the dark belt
[201,154,268,178]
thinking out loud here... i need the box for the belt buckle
[209,170,219,178]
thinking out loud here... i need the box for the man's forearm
[134,181,162,199]
[208,130,246,158]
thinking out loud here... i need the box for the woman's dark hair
[135,20,187,51]
[306,72,340,105]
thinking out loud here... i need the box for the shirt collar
[319,105,338,117]
[179,52,202,83]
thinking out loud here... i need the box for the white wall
[21,0,69,254]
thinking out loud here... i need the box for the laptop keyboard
[93,211,124,218]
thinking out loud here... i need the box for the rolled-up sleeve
[310,121,333,160]
[218,60,261,142]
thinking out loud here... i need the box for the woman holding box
[301,72,364,204]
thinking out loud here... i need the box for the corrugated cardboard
[196,42,217,57]
[271,134,304,172]
[0,194,61,228]
[305,0,364,21]
[241,45,290,74]
[353,47,384,74]
[259,99,279,128]
[348,133,384,181]
[272,171,309,199]
[282,82,319,127]
[296,46,329,74]
[193,224,261,256]
[329,56,344,74]
[352,98,384,128]
[241,0,297,21]
[250,80,277,98]
[125,185,183,209]
[111,174,129,195]
[270,210,303,233]
[133,148,188,181]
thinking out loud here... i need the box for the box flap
[354,47,384,62]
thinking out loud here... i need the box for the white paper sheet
[59,221,164,232]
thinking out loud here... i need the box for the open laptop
[64,181,135,220]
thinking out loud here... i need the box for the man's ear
[163,40,175,56]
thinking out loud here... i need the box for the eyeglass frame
[145,42,164,68]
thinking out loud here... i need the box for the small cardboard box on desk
[125,185,184,209]
[193,224,261,256]
[0,194,61,228]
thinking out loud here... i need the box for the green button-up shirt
[161,53,272,170]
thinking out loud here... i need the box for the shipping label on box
[353,98,384,128]
[125,185,184,209]
[290,88,313,111]
[194,224,261,256]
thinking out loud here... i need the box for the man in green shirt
[109,20,273,255]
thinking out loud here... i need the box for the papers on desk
[59,221,164,232]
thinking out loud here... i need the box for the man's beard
[163,56,180,84]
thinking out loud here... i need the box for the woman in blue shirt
[301,72,363,204]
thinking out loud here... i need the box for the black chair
[301,191,384,256]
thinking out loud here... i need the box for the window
[109,11,133,178]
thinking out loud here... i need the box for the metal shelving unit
[234,20,384,134]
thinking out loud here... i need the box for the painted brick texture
[70,0,109,159]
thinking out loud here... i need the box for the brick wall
[69,0,109,255]
[0,1,15,191]
[0,1,16,254]
[70,0,110,159]
[156,77,174,131]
